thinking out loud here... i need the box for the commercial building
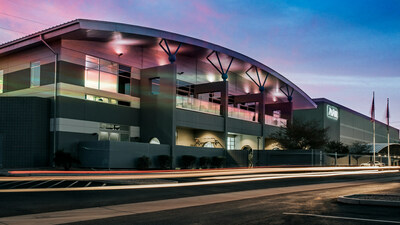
[0,19,316,168]
[293,98,400,154]
[1,20,397,169]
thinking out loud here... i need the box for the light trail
[0,170,397,193]
[2,167,399,182]
[200,170,399,180]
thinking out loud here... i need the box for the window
[30,61,40,87]
[84,55,132,95]
[0,70,3,93]
[227,136,235,150]
[99,123,130,142]
[151,77,160,95]
[85,94,129,106]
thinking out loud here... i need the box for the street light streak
[200,170,397,180]
[0,170,397,193]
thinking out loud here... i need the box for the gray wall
[0,97,50,168]
[140,64,177,166]
[79,141,170,168]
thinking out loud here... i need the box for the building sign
[327,105,339,120]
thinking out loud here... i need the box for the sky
[0,0,399,129]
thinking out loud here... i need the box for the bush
[137,155,151,170]
[158,155,171,169]
[211,156,225,168]
[199,157,211,169]
[54,150,79,170]
[181,155,197,169]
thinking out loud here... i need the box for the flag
[370,92,375,122]
[386,98,390,131]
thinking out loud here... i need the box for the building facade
[294,98,400,147]
[0,19,316,168]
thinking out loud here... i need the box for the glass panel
[109,133,120,141]
[119,64,131,78]
[100,71,118,93]
[118,76,130,95]
[85,69,99,89]
[85,55,99,70]
[0,70,3,93]
[85,94,95,101]
[100,59,118,74]
[30,61,40,87]
[151,78,160,95]
[99,132,109,141]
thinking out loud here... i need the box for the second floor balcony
[176,95,220,115]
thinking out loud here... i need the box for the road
[0,168,399,224]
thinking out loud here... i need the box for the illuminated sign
[327,105,339,120]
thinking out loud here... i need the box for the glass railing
[228,106,258,122]
[176,95,220,115]
[265,115,287,127]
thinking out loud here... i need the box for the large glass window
[0,70,3,93]
[84,55,131,94]
[30,61,40,87]
[99,123,130,142]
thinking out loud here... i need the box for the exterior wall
[294,100,400,145]
[0,97,50,168]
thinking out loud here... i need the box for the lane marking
[8,180,37,189]
[0,180,398,225]
[0,171,398,193]
[66,181,78,188]
[284,212,400,224]
[84,182,92,187]
[29,180,53,189]
[47,180,64,188]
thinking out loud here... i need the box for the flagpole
[372,92,376,166]
[387,98,391,167]
[373,118,376,165]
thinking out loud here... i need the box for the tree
[349,141,370,165]
[324,141,349,156]
[270,119,329,150]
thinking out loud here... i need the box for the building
[293,98,400,152]
[0,19,317,168]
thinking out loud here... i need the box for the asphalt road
[0,170,399,224]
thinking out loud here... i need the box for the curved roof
[367,143,400,154]
[0,19,316,109]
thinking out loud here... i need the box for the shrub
[181,155,197,169]
[137,155,151,170]
[211,156,225,168]
[54,150,79,170]
[199,157,211,169]
[158,155,171,169]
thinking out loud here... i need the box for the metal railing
[176,95,220,115]
[265,115,287,127]
[228,106,258,122]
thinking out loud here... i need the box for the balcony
[265,115,287,127]
[228,106,258,122]
[176,95,220,115]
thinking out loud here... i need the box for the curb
[337,195,400,207]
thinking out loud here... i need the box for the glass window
[0,70,3,93]
[119,64,131,77]
[100,71,118,93]
[100,59,118,74]
[85,69,99,89]
[227,136,235,150]
[30,61,40,87]
[151,78,160,95]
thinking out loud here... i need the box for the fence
[78,141,397,169]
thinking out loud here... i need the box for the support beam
[159,39,182,63]
[279,84,294,102]
[206,51,234,81]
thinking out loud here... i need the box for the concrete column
[221,81,229,151]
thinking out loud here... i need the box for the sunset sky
[1,0,399,129]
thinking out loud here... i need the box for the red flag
[370,92,375,122]
[386,98,390,130]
